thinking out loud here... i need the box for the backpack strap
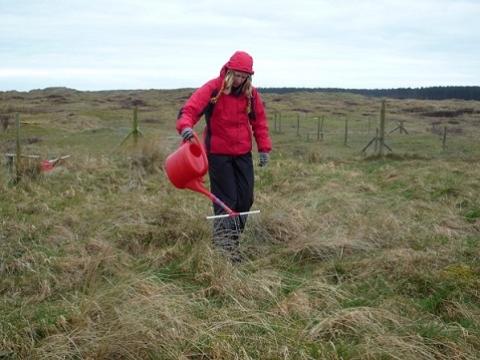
[248,94,256,121]
[202,89,219,119]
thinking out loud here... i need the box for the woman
[176,50,272,262]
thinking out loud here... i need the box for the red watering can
[165,132,238,217]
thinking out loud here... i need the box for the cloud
[0,0,479,90]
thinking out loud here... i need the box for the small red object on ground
[40,160,54,172]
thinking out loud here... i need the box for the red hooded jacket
[176,51,272,155]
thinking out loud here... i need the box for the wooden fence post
[15,113,21,182]
[378,100,386,156]
[296,113,300,137]
[362,101,392,156]
[344,119,349,146]
[321,116,324,141]
[119,106,143,147]
[1,114,9,131]
[442,126,447,151]
[133,106,139,145]
[316,117,320,141]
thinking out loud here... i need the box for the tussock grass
[307,307,477,359]
[307,306,405,341]
[33,278,199,359]
[130,139,167,175]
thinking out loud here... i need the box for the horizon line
[1,85,479,93]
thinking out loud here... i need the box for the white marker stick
[206,210,260,220]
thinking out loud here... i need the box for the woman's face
[233,71,249,87]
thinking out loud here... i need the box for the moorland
[1,87,480,359]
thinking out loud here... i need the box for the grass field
[1,88,480,359]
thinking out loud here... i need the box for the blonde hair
[210,70,253,114]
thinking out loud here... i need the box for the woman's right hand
[181,127,194,141]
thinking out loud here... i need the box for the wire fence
[267,109,480,158]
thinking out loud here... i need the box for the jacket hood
[220,51,254,76]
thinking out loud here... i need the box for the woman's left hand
[259,152,269,167]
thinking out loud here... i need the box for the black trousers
[208,153,254,257]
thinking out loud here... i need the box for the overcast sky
[1,0,479,91]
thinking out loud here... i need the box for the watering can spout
[185,178,209,197]
[185,178,237,216]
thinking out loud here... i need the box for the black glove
[180,127,194,141]
[259,152,269,167]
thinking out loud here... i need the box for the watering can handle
[182,131,201,146]
[181,130,209,176]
